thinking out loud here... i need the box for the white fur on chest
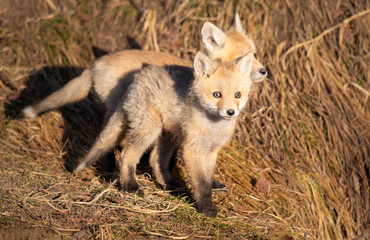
[183,107,236,151]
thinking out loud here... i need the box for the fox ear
[237,52,253,77]
[201,22,227,52]
[194,52,216,78]
[234,13,245,34]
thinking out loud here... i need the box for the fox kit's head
[201,14,267,83]
[192,51,254,121]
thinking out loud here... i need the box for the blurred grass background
[0,0,369,239]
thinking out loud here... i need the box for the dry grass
[0,0,369,239]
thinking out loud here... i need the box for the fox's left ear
[234,13,246,34]
[194,52,217,78]
[236,52,253,77]
[201,22,227,52]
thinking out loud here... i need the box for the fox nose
[259,68,267,76]
[226,109,235,116]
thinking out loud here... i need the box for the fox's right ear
[236,52,253,77]
[194,52,216,78]
[234,13,245,34]
[201,22,227,52]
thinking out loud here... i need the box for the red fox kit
[75,51,256,217]
[22,16,267,217]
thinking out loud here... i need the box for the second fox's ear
[201,22,227,52]
[237,52,253,77]
[234,13,245,34]
[194,52,216,78]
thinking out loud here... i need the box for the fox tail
[22,69,93,118]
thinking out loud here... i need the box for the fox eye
[235,92,241,98]
[213,92,222,98]
[254,53,257,59]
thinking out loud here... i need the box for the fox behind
[75,51,256,217]
[22,15,267,120]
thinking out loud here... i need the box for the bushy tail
[74,109,126,171]
[22,69,93,118]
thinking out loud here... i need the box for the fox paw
[119,180,140,193]
[212,180,226,189]
[197,202,218,218]
[163,179,181,190]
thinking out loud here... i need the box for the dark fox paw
[119,180,142,195]
[163,179,181,190]
[212,180,226,189]
[197,202,218,218]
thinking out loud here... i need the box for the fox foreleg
[182,146,219,218]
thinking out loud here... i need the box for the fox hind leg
[74,108,126,171]
[118,126,162,192]
[149,133,178,189]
